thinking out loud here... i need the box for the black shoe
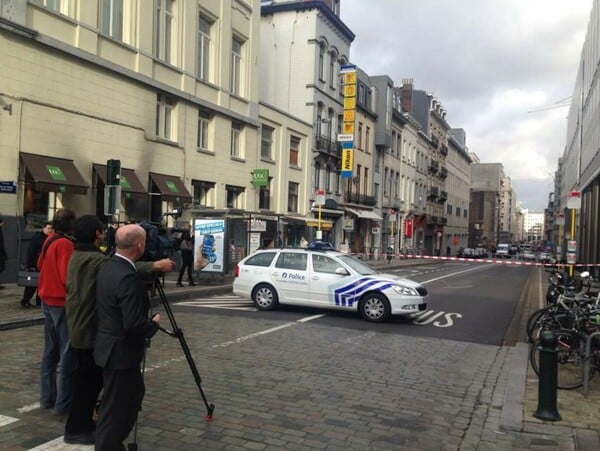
[64,431,95,445]
[0,285,5,289]
[176,282,184,287]
[20,301,33,308]
[189,281,196,286]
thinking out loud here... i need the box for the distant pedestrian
[446,246,451,257]
[276,232,283,248]
[299,236,308,248]
[0,216,6,289]
[176,223,195,287]
[20,221,53,308]
[37,208,76,415]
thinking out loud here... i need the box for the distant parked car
[538,252,554,264]
[496,243,510,258]
[522,250,537,261]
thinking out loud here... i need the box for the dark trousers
[177,250,194,283]
[95,367,144,451]
[64,348,103,435]
[21,286,41,305]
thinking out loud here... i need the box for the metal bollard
[533,330,562,421]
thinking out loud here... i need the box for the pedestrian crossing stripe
[28,436,92,450]
[0,415,18,427]
[177,300,256,311]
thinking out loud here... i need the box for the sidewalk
[1,257,599,449]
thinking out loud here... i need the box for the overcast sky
[340,0,593,211]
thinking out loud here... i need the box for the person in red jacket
[37,208,76,415]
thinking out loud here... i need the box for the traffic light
[107,159,121,186]
[104,159,121,217]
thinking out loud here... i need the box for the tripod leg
[155,277,215,420]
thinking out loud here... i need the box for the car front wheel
[359,293,391,322]
[252,283,279,311]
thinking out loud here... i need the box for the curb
[0,316,44,331]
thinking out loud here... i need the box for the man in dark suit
[94,224,161,451]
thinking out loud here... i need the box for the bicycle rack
[583,331,600,397]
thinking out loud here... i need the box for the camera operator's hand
[151,313,161,324]
[152,258,176,273]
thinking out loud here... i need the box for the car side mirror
[335,267,350,276]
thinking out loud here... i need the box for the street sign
[567,191,581,209]
[567,240,576,252]
[556,213,565,226]
[567,252,576,264]
[315,189,325,206]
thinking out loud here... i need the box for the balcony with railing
[438,190,448,203]
[428,160,439,174]
[431,135,439,148]
[440,145,448,156]
[440,217,448,225]
[439,166,448,179]
[344,192,377,206]
[315,135,341,158]
[427,186,439,200]
[427,215,438,224]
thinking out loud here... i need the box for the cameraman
[94,224,165,451]
[64,216,174,445]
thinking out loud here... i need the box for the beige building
[0,0,311,276]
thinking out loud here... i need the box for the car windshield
[337,255,378,275]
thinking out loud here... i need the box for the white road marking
[213,322,296,348]
[18,403,41,413]
[297,313,327,322]
[28,436,92,450]
[421,264,491,284]
[0,415,18,427]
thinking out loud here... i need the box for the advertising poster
[194,219,225,273]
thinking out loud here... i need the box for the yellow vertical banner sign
[340,64,357,178]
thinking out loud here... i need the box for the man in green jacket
[63,215,174,445]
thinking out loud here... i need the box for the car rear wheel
[359,293,391,322]
[252,283,279,311]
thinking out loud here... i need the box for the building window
[314,162,321,189]
[318,42,326,81]
[358,83,366,105]
[464,209,468,218]
[231,36,243,96]
[100,0,123,41]
[226,185,245,209]
[363,167,368,196]
[192,180,215,207]
[325,166,332,192]
[447,204,453,214]
[288,182,299,213]
[259,181,271,210]
[456,207,461,217]
[365,126,370,153]
[230,121,242,158]
[197,110,211,150]
[32,0,73,15]
[329,52,337,88]
[261,125,274,160]
[357,122,363,149]
[155,0,174,63]
[156,93,175,140]
[197,14,212,81]
[289,135,300,166]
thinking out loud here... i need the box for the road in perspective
[2,260,599,450]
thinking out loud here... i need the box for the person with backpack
[20,221,53,308]
[176,223,195,287]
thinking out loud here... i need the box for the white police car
[233,248,428,322]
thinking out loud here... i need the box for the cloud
[340,0,592,209]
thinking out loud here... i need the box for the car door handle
[271,272,279,277]
[311,276,319,280]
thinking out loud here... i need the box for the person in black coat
[176,223,195,287]
[20,221,53,308]
[94,224,161,451]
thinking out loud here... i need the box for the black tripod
[128,276,215,450]
[154,275,215,419]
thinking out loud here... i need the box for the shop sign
[342,218,354,230]
[252,169,269,187]
[0,181,16,194]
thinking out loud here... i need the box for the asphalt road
[173,262,531,347]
